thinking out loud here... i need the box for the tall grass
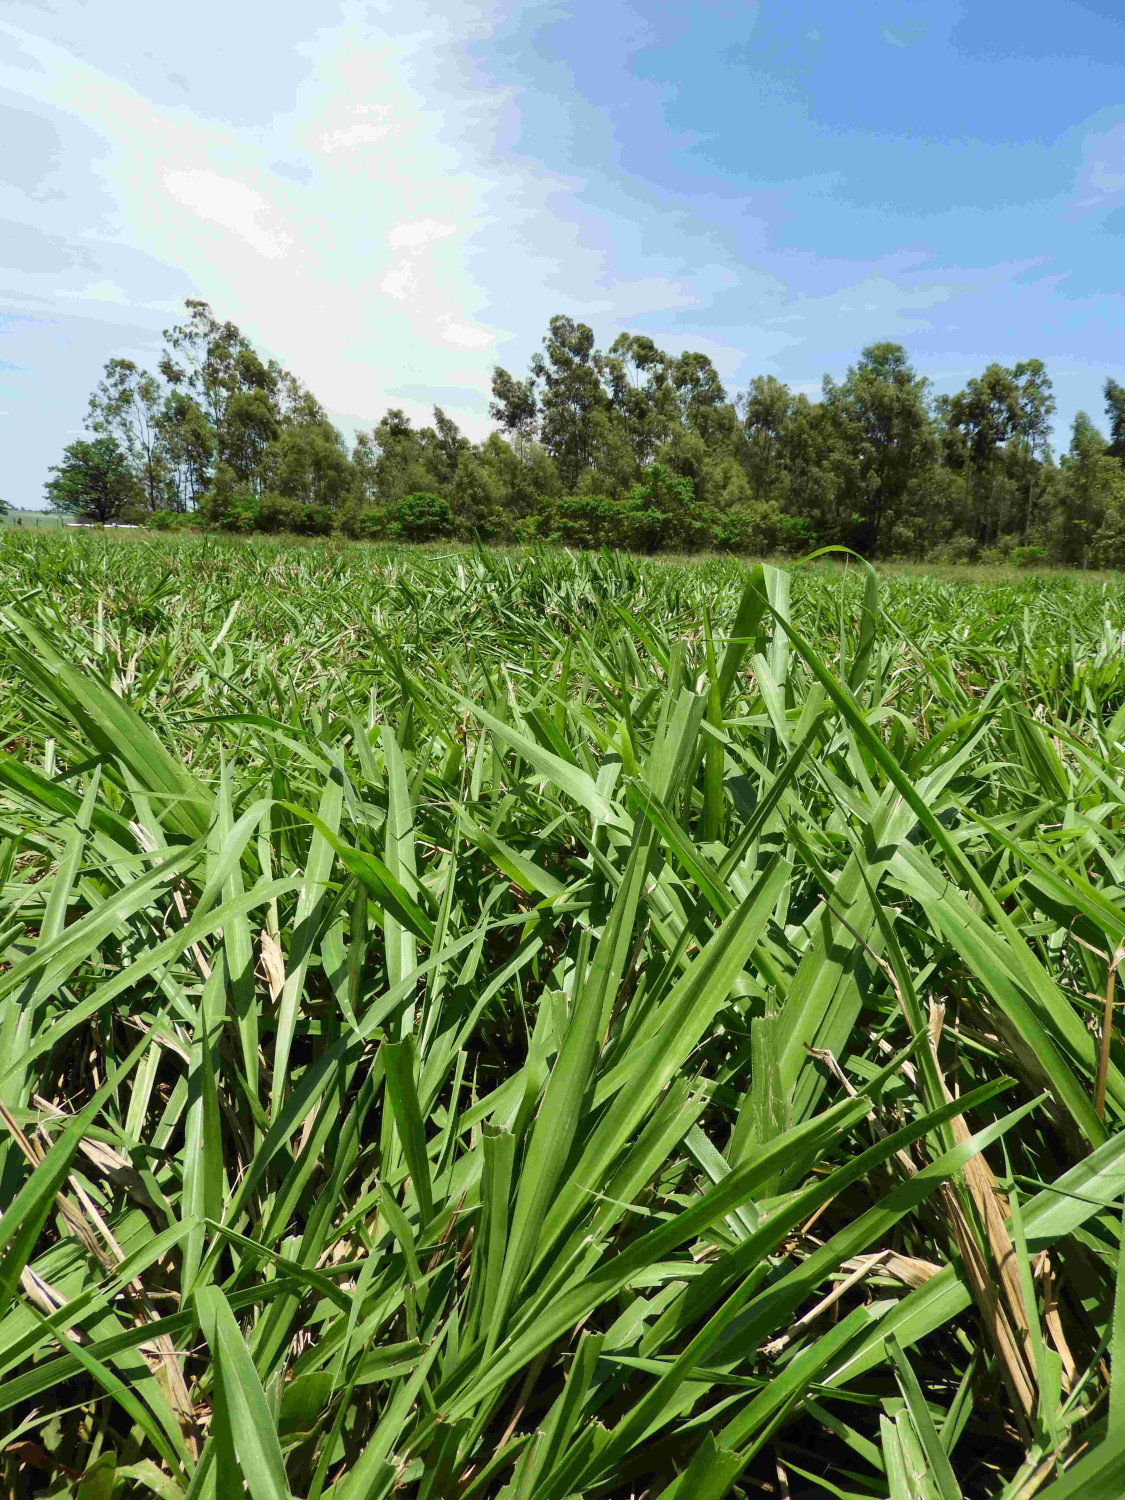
[2,530,1125,1497]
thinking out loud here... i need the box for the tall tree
[87,358,169,512]
[739,376,792,502]
[489,368,538,439]
[158,390,215,510]
[160,299,254,430]
[431,407,471,485]
[601,333,670,470]
[354,410,446,506]
[670,351,731,443]
[1054,411,1125,566]
[822,342,934,555]
[1104,378,1125,466]
[529,316,609,488]
[1010,359,1056,540]
[265,421,356,509]
[946,364,1021,544]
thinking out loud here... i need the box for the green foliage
[1009,544,1048,569]
[339,504,389,540]
[449,453,507,539]
[620,461,697,549]
[197,461,261,531]
[43,435,144,523]
[145,508,198,532]
[390,490,453,541]
[533,491,619,547]
[257,494,335,535]
[2,532,1125,1494]
[776,510,817,554]
[49,299,1125,566]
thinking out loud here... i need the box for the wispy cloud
[1070,120,1125,209]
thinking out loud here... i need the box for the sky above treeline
[2,0,1124,507]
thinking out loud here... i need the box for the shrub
[776,513,817,555]
[145,510,198,532]
[1009,544,1048,570]
[711,502,781,555]
[255,494,305,534]
[621,464,695,552]
[339,506,389,541]
[390,492,454,542]
[449,458,507,540]
[198,465,261,531]
[294,503,335,536]
[926,534,979,566]
[535,494,618,549]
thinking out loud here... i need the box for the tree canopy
[47,298,1125,565]
[44,437,143,524]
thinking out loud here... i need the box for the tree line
[43,297,1125,565]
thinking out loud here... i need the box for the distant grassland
[2,507,66,527]
[2,528,1125,1497]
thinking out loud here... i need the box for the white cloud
[571,275,704,318]
[440,317,499,349]
[388,219,458,252]
[883,28,906,47]
[0,4,777,441]
[319,104,391,153]
[380,262,418,301]
[164,169,292,260]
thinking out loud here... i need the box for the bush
[198,465,261,532]
[925,534,979,566]
[1009,545,1048,570]
[338,506,389,541]
[620,465,695,552]
[711,502,781,555]
[775,513,817,556]
[145,510,198,532]
[449,458,507,540]
[534,494,618,549]
[199,485,335,536]
[390,492,453,542]
[255,494,304,534]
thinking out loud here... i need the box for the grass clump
[2,530,1125,1497]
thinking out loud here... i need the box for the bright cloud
[440,317,500,349]
[380,263,418,302]
[388,220,459,252]
[164,169,292,260]
[0,2,759,447]
[319,104,391,153]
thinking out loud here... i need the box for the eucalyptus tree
[87,357,171,512]
[822,342,934,555]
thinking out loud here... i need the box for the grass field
[2,510,67,529]
[2,529,1125,1498]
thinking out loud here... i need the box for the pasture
[1,529,1125,1498]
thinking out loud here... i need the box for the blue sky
[2,0,1124,506]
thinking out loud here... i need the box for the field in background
[2,507,66,528]
[2,529,1125,1496]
